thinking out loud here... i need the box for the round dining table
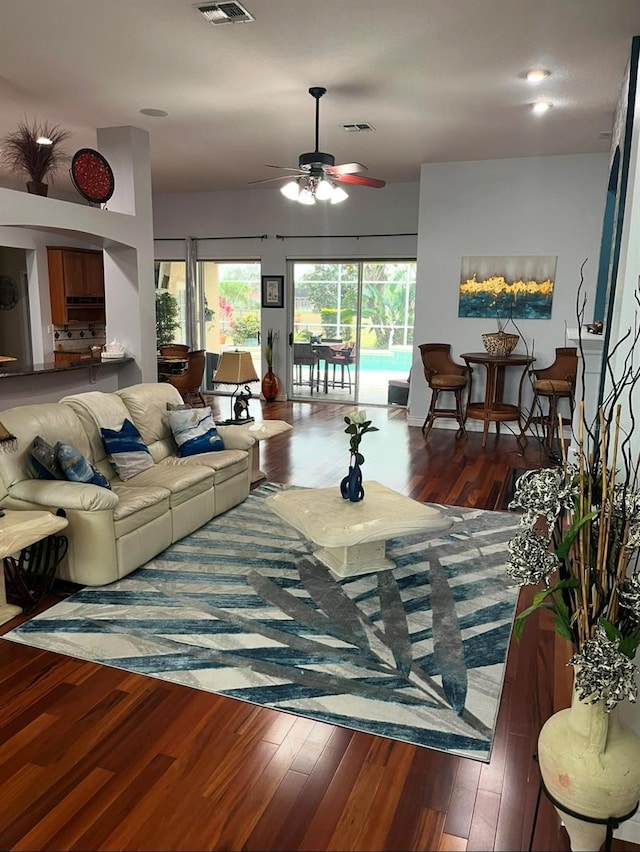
[461,351,534,451]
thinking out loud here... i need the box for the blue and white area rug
[3,484,522,762]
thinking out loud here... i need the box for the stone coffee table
[266,480,452,578]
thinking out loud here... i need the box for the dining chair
[293,343,319,394]
[158,343,189,358]
[419,343,469,439]
[165,349,207,406]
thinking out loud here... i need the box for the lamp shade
[213,350,259,385]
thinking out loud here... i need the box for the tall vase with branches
[0,119,70,196]
[262,328,279,402]
[505,273,640,850]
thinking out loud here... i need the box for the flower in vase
[344,410,378,466]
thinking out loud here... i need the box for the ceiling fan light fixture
[315,177,334,201]
[330,185,349,204]
[298,184,316,206]
[280,179,300,200]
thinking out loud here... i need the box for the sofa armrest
[215,426,256,451]
[7,479,119,511]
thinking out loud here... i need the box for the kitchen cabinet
[47,247,105,325]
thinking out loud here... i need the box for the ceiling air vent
[342,123,376,133]
[196,2,255,24]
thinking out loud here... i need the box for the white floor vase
[538,676,640,851]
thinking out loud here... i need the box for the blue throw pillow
[56,442,112,489]
[167,407,224,457]
[100,418,155,481]
[31,435,66,480]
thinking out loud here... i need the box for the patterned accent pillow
[31,435,66,480]
[167,406,225,457]
[56,442,112,489]
[100,418,155,481]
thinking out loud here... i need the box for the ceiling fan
[249,86,386,204]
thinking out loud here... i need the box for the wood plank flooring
[1,399,638,851]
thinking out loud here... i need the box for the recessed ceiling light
[36,136,53,145]
[532,101,553,114]
[526,69,551,83]
[140,108,168,117]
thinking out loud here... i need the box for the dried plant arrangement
[0,119,70,191]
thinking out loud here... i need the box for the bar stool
[524,347,578,452]
[419,343,469,439]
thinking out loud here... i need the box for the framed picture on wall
[261,275,284,308]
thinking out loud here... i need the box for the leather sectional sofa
[0,383,255,586]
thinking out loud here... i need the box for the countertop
[0,356,133,378]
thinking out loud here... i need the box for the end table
[0,509,69,622]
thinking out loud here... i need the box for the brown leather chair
[158,343,189,358]
[166,349,206,407]
[524,346,578,452]
[419,343,469,439]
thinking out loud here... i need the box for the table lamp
[213,350,260,424]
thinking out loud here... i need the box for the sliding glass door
[154,259,261,390]
[290,259,415,406]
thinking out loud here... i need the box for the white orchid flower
[347,410,367,425]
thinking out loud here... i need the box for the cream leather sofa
[0,383,254,586]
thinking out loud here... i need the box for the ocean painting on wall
[458,255,556,321]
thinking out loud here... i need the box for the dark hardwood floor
[1,399,638,851]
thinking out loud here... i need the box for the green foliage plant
[155,290,180,345]
[231,314,260,346]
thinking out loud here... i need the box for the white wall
[410,154,610,430]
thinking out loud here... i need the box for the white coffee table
[266,481,452,578]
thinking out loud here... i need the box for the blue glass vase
[340,458,365,502]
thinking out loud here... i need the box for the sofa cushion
[110,483,171,535]
[100,419,155,481]
[31,436,66,480]
[0,403,93,492]
[159,450,248,486]
[167,407,225,456]
[57,442,112,489]
[116,383,184,462]
[115,462,213,508]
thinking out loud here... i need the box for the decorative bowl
[481,331,519,357]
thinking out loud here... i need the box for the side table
[246,420,293,483]
[0,509,69,621]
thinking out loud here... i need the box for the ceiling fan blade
[264,164,305,173]
[248,175,297,186]
[326,162,368,176]
[333,173,386,189]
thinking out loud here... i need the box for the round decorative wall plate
[0,275,18,310]
[70,148,115,204]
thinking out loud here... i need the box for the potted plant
[155,290,180,346]
[0,119,71,196]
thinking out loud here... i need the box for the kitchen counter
[0,356,132,379]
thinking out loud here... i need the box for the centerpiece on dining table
[340,410,378,503]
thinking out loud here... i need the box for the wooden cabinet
[47,247,105,325]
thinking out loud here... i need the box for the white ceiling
[0,0,638,197]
